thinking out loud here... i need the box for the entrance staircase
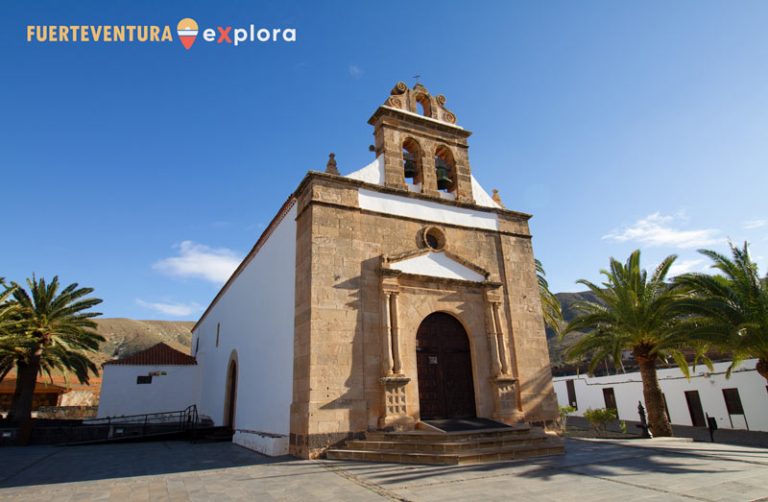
[326,422,564,465]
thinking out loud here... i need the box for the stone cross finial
[492,189,504,207]
[325,152,339,175]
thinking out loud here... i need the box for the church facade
[191,82,559,458]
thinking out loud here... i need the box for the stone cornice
[367,106,472,137]
[381,267,502,289]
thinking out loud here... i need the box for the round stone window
[423,227,446,251]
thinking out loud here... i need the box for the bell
[435,162,452,191]
[403,152,417,179]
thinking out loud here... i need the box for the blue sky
[1,1,767,320]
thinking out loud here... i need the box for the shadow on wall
[317,256,375,424]
[518,364,559,424]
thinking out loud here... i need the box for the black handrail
[64,405,200,445]
[83,405,198,426]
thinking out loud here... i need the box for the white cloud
[743,219,768,230]
[153,241,242,284]
[136,299,202,317]
[603,212,720,249]
[667,258,705,277]
[348,65,363,79]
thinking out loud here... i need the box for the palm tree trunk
[757,359,768,382]
[7,352,41,445]
[635,349,673,437]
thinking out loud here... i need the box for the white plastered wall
[553,359,768,432]
[358,188,499,230]
[389,252,485,282]
[97,364,200,418]
[192,204,297,454]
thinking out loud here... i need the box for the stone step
[326,438,565,466]
[364,425,532,443]
[345,431,549,453]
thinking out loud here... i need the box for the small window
[137,375,152,385]
[194,337,199,357]
[216,323,220,348]
[422,227,446,250]
[722,388,745,415]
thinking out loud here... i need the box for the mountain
[546,291,599,374]
[94,318,193,366]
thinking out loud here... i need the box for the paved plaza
[0,437,767,501]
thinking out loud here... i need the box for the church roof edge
[192,193,298,332]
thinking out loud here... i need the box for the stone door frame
[377,259,524,430]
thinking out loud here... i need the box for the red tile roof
[104,343,197,366]
[0,379,69,394]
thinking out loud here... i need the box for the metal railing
[64,405,199,444]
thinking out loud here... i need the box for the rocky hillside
[94,318,193,365]
[547,291,599,374]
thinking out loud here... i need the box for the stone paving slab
[0,438,767,501]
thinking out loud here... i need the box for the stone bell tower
[368,82,475,204]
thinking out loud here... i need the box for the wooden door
[566,380,578,409]
[226,361,237,428]
[416,312,476,419]
[603,387,618,416]
[685,390,706,427]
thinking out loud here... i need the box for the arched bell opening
[416,312,477,419]
[434,145,456,193]
[402,137,423,189]
[415,93,432,118]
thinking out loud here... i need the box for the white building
[97,343,200,418]
[553,359,768,432]
[191,199,297,457]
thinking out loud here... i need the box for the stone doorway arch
[416,312,476,419]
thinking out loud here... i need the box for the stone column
[421,142,440,197]
[382,292,394,376]
[485,287,523,423]
[390,292,403,375]
[378,276,412,431]
[492,302,510,375]
[485,300,502,377]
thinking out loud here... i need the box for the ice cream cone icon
[177,18,198,50]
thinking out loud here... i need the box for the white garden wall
[97,364,199,418]
[192,204,297,455]
[553,359,768,432]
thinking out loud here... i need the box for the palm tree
[562,250,692,437]
[6,276,103,438]
[536,259,564,335]
[0,278,23,383]
[674,242,768,381]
